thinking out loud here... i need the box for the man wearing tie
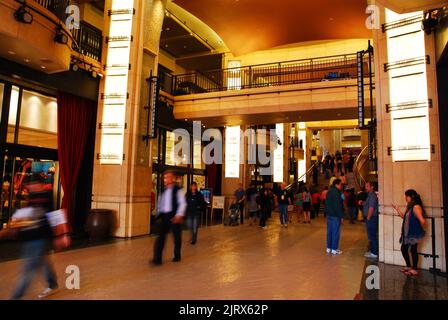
[152,171,187,265]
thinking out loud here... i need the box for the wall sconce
[14,6,33,24]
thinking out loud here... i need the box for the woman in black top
[185,182,206,245]
[258,188,272,229]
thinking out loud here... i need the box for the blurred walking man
[152,171,187,265]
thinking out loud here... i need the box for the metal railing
[353,145,369,190]
[286,161,319,192]
[171,53,373,96]
[33,0,103,61]
[34,0,70,22]
[71,21,103,62]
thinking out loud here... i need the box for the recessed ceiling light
[8,51,16,55]
[165,44,169,48]
[40,65,46,69]
[24,58,30,63]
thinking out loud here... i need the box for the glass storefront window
[18,90,58,149]
[1,155,60,228]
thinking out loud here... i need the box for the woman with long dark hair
[393,189,426,276]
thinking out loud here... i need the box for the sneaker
[172,257,181,262]
[364,251,372,258]
[331,249,343,255]
[38,287,58,299]
[262,226,267,230]
[365,253,378,259]
[284,224,288,228]
[326,248,331,254]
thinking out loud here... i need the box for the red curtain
[207,163,217,193]
[57,93,95,230]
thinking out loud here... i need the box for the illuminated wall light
[386,9,430,162]
[298,122,307,182]
[225,126,241,178]
[274,123,284,183]
[99,0,135,165]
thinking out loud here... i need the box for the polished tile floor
[359,261,448,300]
[0,215,369,300]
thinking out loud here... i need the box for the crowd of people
[0,166,428,299]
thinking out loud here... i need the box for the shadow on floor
[358,260,448,300]
[0,234,124,263]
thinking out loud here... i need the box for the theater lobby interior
[1,0,448,300]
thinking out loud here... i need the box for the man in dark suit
[152,171,187,265]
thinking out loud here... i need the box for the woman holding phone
[392,189,426,276]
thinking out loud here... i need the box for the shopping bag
[46,209,71,251]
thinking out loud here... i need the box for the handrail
[172,52,373,95]
[353,145,369,190]
[285,161,318,191]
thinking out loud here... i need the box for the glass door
[1,155,61,229]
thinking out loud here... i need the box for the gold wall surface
[0,0,72,73]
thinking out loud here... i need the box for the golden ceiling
[172,0,373,56]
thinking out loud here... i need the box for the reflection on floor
[359,261,448,300]
[1,215,368,300]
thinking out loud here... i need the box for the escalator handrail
[353,146,369,189]
[285,161,318,191]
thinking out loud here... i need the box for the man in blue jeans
[276,183,291,228]
[325,179,344,255]
[363,181,379,259]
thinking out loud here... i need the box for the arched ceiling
[172,0,373,56]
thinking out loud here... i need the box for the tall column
[92,0,167,238]
[372,1,445,271]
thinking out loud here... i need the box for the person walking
[347,188,357,224]
[325,179,345,255]
[0,174,69,299]
[335,151,343,174]
[393,190,426,276]
[312,164,319,186]
[152,171,187,265]
[234,183,246,225]
[343,152,350,173]
[362,182,379,259]
[258,187,271,229]
[311,190,321,219]
[302,187,312,224]
[277,183,291,228]
[246,183,260,226]
[329,154,336,174]
[185,182,206,245]
[294,187,304,223]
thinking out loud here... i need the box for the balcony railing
[34,0,103,61]
[35,0,70,22]
[171,53,373,96]
[71,21,103,62]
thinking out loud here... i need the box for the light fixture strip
[99,0,135,165]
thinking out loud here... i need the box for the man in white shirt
[152,171,187,265]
